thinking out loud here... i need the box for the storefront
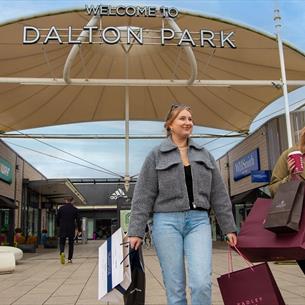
[0,196,16,245]
[21,186,40,237]
[0,143,18,245]
[217,109,305,232]
[73,179,135,239]
[0,139,46,245]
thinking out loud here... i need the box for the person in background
[93,231,97,240]
[269,127,305,274]
[56,196,81,264]
[41,229,48,247]
[128,104,237,305]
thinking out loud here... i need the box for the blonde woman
[269,127,305,274]
[128,104,237,305]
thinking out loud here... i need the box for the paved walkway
[0,240,304,305]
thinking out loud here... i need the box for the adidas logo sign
[110,188,127,200]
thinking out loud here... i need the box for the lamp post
[274,8,293,147]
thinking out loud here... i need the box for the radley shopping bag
[237,198,305,262]
[218,262,285,305]
[217,247,285,305]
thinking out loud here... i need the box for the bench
[0,246,23,261]
[0,252,15,274]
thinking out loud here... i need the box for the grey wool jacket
[128,137,236,238]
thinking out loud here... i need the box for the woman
[269,127,305,274]
[269,127,305,196]
[128,104,237,305]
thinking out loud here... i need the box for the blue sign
[233,149,260,181]
[251,170,271,183]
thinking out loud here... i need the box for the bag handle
[227,245,254,276]
[291,173,305,181]
[120,242,137,266]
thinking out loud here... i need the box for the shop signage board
[251,170,271,183]
[119,210,131,234]
[0,157,13,184]
[233,149,260,181]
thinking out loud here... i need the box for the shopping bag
[98,228,131,303]
[237,198,305,262]
[217,248,286,305]
[264,180,305,233]
[124,248,146,305]
[218,263,285,305]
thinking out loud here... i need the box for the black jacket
[56,203,81,238]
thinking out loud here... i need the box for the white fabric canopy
[0,9,305,133]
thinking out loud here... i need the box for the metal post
[274,8,293,147]
[81,217,87,244]
[124,52,130,192]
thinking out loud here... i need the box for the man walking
[56,196,81,264]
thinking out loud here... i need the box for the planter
[18,244,36,253]
[44,238,58,249]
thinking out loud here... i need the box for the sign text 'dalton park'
[22,5,236,48]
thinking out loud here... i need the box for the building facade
[0,140,47,245]
[217,110,305,232]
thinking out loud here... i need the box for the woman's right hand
[128,236,142,250]
[287,158,295,174]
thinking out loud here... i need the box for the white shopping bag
[98,227,131,303]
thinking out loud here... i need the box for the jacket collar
[159,136,202,152]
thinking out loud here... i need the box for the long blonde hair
[298,127,305,152]
[164,104,192,137]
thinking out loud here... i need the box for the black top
[56,203,81,238]
[184,165,207,211]
[184,165,195,208]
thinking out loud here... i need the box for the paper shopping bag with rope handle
[98,227,131,303]
[264,179,305,233]
[237,198,305,262]
[217,247,286,305]
[124,247,146,305]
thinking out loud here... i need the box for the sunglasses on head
[170,104,191,111]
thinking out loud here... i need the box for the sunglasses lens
[171,104,179,110]
[171,104,190,111]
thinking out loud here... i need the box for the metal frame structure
[0,8,302,188]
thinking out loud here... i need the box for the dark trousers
[59,236,74,260]
[297,260,305,275]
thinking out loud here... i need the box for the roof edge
[1,7,304,57]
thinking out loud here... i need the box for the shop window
[0,209,9,244]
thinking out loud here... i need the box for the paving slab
[0,240,303,305]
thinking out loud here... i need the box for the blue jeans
[152,210,212,305]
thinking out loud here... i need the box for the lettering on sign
[22,5,236,48]
[233,149,260,181]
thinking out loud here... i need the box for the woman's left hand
[225,232,237,247]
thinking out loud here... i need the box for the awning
[0,195,17,209]
[231,189,259,204]
[0,9,305,132]
[28,179,87,205]
[73,181,135,205]
[28,178,134,206]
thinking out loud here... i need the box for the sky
[1,0,305,179]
